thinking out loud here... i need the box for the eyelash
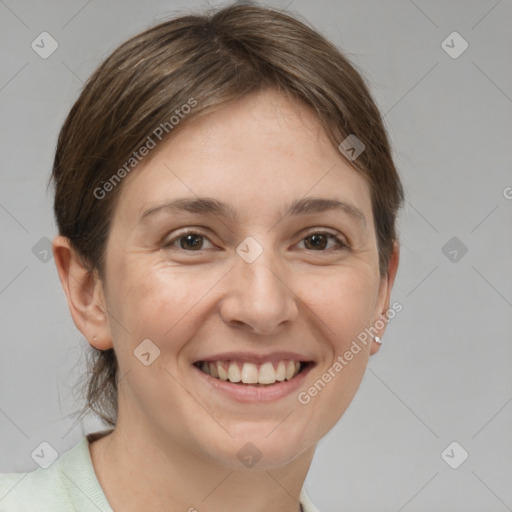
[162,228,348,253]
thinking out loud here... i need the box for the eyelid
[162,226,349,251]
[299,227,348,245]
[162,227,217,250]
[297,228,349,251]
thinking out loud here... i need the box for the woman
[0,3,403,511]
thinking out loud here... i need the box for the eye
[297,231,348,251]
[162,229,348,253]
[162,230,215,251]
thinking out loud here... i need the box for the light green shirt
[0,432,320,511]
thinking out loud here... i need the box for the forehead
[112,90,373,228]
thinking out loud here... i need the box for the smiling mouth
[193,360,311,386]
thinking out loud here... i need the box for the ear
[370,241,400,355]
[52,235,112,350]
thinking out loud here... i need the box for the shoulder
[0,433,113,512]
[300,487,321,512]
[0,461,69,511]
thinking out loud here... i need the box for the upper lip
[193,351,315,365]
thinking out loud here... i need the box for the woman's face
[97,89,398,467]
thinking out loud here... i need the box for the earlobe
[52,235,112,350]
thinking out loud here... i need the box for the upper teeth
[199,360,302,384]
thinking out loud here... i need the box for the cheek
[292,265,377,426]
[107,263,213,413]
[111,255,379,356]
[123,266,208,340]
[296,263,379,348]
[110,257,234,367]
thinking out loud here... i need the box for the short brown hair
[51,2,404,427]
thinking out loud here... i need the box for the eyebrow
[138,196,366,228]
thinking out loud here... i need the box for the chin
[201,423,314,470]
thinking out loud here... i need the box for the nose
[219,251,299,335]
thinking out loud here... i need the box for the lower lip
[192,363,314,403]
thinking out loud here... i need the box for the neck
[89,416,314,512]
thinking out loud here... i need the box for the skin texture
[53,89,399,512]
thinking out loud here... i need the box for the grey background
[1,1,511,511]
